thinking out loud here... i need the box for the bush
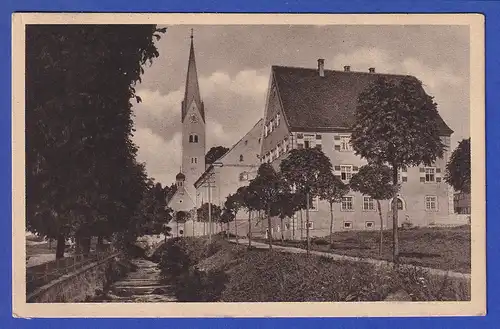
[401,222,415,230]
[221,250,470,302]
[311,238,330,246]
[175,268,228,302]
[158,236,225,281]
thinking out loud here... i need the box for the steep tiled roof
[272,65,453,135]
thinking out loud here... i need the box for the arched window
[390,197,405,211]
[189,134,199,143]
[239,154,244,162]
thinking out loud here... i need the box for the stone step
[112,284,174,295]
[112,280,163,287]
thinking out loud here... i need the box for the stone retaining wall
[27,253,132,303]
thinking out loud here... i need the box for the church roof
[271,65,453,135]
[181,36,205,122]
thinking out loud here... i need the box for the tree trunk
[82,237,91,257]
[306,191,311,256]
[235,215,239,244]
[192,218,195,237]
[97,236,104,252]
[280,217,284,243]
[377,200,383,257]
[48,238,52,251]
[248,210,252,248]
[75,235,82,255]
[292,212,295,240]
[392,164,399,265]
[267,205,273,250]
[329,202,334,249]
[55,234,66,259]
[299,210,303,240]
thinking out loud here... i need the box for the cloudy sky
[131,24,470,185]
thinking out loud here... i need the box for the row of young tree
[221,77,471,264]
[25,25,169,258]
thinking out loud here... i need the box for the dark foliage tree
[445,138,471,194]
[234,185,260,248]
[280,148,333,255]
[224,192,244,243]
[317,173,349,248]
[350,76,446,263]
[164,183,178,203]
[25,25,165,258]
[205,146,229,165]
[349,164,395,255]
[197,203,222,237]
[248,164,286,250]
[131,180,173,237]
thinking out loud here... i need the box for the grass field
[255,225,471,273]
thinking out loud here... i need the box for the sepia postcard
[12,13,485,318]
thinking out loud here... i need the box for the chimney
[344,65,351,72]
[369,67,375,73]
[317,59,325,77]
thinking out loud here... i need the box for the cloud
[132,68,268,184]
[332,47,464,91]
[132,127,182,185]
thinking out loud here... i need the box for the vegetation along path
[230,239,471,281]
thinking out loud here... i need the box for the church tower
[181,30,206,199]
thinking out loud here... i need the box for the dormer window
[239,154,244,162]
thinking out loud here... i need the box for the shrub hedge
[158,238,470,302]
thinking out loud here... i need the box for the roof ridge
[272,64,412,78]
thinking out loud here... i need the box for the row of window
[262,137,291,163]
[333,164,441,184]
[263,113,281,137]
[304,195,438,212]
[278,221,376,230]
[342,195,438,211]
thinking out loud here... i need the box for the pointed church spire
[182,28,205,122]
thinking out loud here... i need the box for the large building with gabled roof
[258,60,467,239]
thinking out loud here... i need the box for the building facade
[194,120,263,237]
[258,60,467,239]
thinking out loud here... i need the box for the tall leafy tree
[197,203,222,237]
[445,138,471,194]
[235,185,259,248]
[248,164,285,250]
[317,173,349,248]
[280,148,333,255]
[224,192,243,243]
[205,146,229,165]
[26,25,166,258]
[349,164,396,256]
[350,76,446,263]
